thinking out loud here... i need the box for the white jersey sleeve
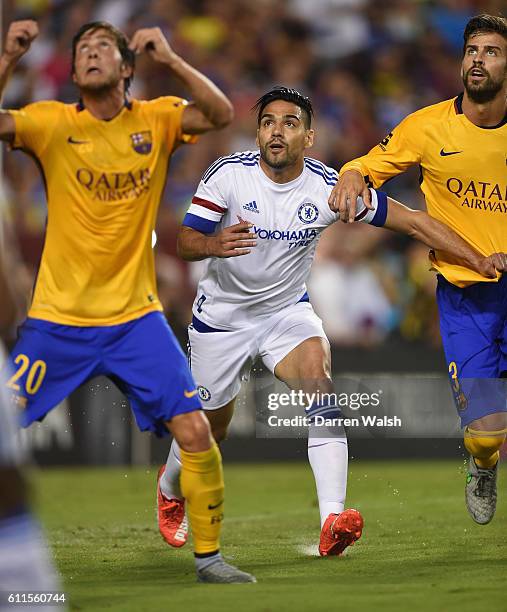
[303,158,388,228]
[319,186,388,227]
[183,158,231,234]
[355,188,388,226]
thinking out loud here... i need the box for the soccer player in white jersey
[157,87,501,556]
[0,246,62,606]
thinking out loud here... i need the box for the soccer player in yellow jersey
[0,19,255,583]
[329,14,507,525]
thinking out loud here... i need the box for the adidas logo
[242,200,259,213]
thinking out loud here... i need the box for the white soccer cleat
[197,559,256,583]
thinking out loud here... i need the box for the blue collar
[76,98,133,112]
[454,92,507,129]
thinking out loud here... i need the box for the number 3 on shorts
[7,354,47,395]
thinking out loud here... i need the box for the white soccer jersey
[0,346,23,466]
[183,151,387,329]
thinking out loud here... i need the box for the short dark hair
[253,86,314,128]
[71,21,136,92]
[463,14,507,53]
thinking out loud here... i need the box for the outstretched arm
[0,20,38,142]
[129,28,233,134]
[329,113,424,222]
[384,198,505,278]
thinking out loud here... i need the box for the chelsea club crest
[198,386,212,402]
[298,202,319,224]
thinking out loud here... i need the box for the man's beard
[260,145,292,169]
[79,73,121,96]
[463,68,504,103]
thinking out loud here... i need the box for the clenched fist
[478,252,507,278]
[128,27,179,66]
[2,20,38,64]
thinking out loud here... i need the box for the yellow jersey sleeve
[10,101,61,157]
[340,111,424,188]
[142,96,197,153]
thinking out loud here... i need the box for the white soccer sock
[0,513,61,595]
[308,432,348,528]
[195,551,222,571]
[160,439,183,501]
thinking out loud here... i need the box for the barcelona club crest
[130,131,152,155]
[298,202,319,224]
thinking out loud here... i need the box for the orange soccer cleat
[319,509,363,557]
[157,465,188,548]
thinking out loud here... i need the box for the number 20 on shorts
[7,354,47,395]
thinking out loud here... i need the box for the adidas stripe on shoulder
[202,151,260,184]
[304,157,338,187]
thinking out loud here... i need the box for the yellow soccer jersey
[10,96,194,325]
[341,94,507,287]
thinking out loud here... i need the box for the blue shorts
[436,274,507,427]
[4,312,201,437]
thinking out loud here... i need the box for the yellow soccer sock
[464,427,507,469]
[179,442,224,554]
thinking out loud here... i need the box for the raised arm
[384,198,505,278]
[129,28,233,134]
[0,20,38,142]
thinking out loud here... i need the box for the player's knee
[469,412,507,432]
[298,359,329,379]
[172,411,213,452]
[464,428,506,458]
[186,416,213,451]
[301,369,334,395]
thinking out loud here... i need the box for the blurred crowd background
[1,0,502,359]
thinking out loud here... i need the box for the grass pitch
[34,460,506,612]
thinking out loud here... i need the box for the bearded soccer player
[156,86,503,556]
[0,20,255,583]
[329,14,507,525]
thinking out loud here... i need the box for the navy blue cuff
[183,213,218,234]
[370,190,388,227]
